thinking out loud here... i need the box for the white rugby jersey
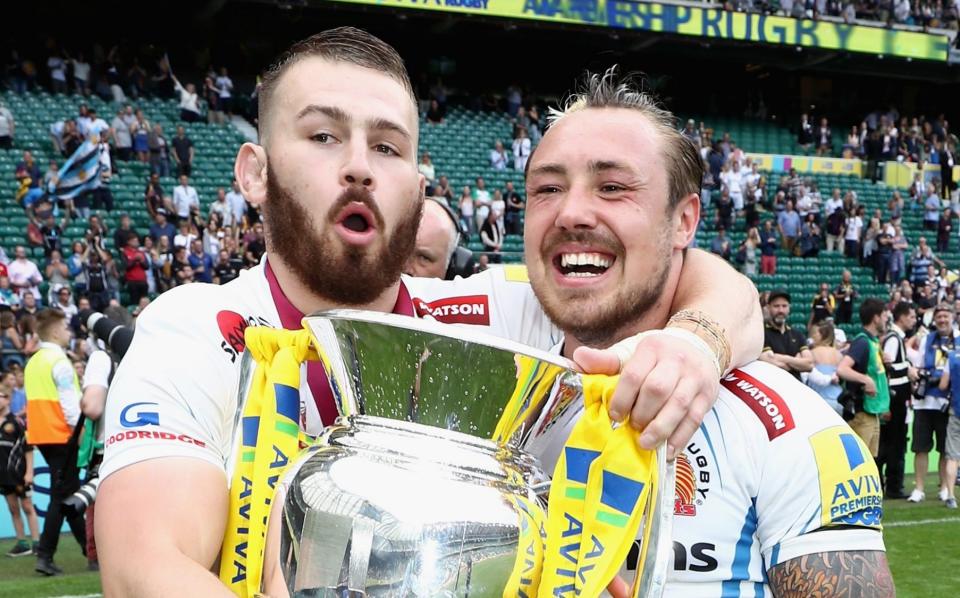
[523,360,885,597]
[100,258,559,481]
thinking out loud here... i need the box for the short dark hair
[892,301,916,322]
[859,298,886,326]
[258,27,415,141]
[36,308,67,341]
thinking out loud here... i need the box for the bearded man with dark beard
[94,28,766,597]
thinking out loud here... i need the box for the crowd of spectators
[717,0,960,30]
[797,109,958,179]
[3,43,249,122]
[696,118,958,291]
[758,283,960,509]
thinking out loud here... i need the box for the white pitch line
[885,516,960,528]
[49,594,102,598]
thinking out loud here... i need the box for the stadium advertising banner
[884,160,960,188]
[327,0,951,61]
[746,152,864,177]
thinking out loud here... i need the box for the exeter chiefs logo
[674,443,713,516]
[675,453,698,516]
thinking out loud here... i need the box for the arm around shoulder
[672,248,763,369]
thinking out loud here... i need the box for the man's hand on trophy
[606,573,632,598]
[572,331,719,461]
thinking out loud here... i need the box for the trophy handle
[633,443,674,598]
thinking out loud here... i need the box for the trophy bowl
[260,310,672,597]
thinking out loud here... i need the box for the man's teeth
[565,271,601,278]
[560,252,611,269]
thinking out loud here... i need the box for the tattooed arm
[768,550,895,598]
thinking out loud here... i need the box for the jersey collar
[263,256,415,330]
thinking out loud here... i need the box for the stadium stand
[0,86,943,333]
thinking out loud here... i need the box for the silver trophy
[260,311,673,597]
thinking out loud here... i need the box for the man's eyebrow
[588,160,634,174]
[369,117,411,142]
[296,104,350,123]
[528,163,566,176]
[296,105,410,142]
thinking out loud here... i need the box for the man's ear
[235,143,268,207]
[417,172,427,198]
[673,193,700,249]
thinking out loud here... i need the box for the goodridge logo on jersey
[810,426,883,529]
[413,295,490,325]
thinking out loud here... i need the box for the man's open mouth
[553,252,615,278]
[335,203,378,233]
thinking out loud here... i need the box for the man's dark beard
[530,229,672,349]
[263,169,422,306]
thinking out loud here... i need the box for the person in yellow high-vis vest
[24,308,86,576]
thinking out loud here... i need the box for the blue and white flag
[49,138,102,200]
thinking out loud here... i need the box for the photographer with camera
[837,298,891,458]
[61,307,132,570]
[908,303,958,503]
[71,334,114,570]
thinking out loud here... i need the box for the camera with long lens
[78,309,134,360]
[61,309,133,515]
[63,473,100,516]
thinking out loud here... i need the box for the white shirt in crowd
[216,75,233,99]
[844,216,863,241]
[0,106,14,138]
[47,57,66,82]
[73,60,91,84]
[824,196,843,216]
[418,162,435,186]
[8,258,43,299]
[173,184,200,218]
[174,232,197,249]
[174,80,202,116]
[99,142,112,181]
[210,200,235,227]
[83,349,113,444]
[513,137,531,171]
[112,116,132,148]
[53,298,78,320]
[490,149,508,171]
[81,117,110,141]
[226,189,247,225]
